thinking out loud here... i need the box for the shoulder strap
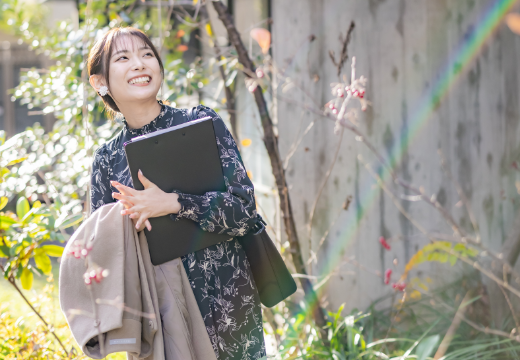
[186,106,198,121]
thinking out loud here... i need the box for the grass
[0,263,125,359]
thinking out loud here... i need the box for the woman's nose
[133,62,145,71]
[132,57,145,70]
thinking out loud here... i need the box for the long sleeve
[170,106,258,237]
[90,146,114,215]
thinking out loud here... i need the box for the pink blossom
[384,269,392,284]
[379,236,391,250]
[256,68,264,78]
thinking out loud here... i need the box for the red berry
[392,282,406,291]
[379,236,391,250]
[384,269,392,284]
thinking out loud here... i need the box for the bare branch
[8,277,69,356]
[328,21,355,77]
[434,291,472,359]
[435,295,520,342]
[499,285,520,332]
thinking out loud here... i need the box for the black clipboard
[124,117,232,265]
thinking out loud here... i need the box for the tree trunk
[210,0,329,335]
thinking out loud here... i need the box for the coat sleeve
[90,146,114,215]
[169,106,258,237]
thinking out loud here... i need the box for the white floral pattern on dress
[90,101,265,360]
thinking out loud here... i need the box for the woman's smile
[128,75,152,86]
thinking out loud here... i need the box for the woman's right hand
[112,182,151,232]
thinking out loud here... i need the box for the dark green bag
[238,215,297,307]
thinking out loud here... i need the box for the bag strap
[186,106,198,121]
[251,214,267,235]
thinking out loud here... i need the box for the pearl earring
[98,86,108,96]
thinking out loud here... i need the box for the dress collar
[122,99,167,136]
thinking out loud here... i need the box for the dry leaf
[250,28,271,54]
[506,13,520,35]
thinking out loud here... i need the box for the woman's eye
[117,56,128,61]
[145,52,154,57]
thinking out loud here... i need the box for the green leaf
[41,244,64,257]
[402,319,440,358]
[16,263,23,278]
[20,267,33,290]
[453,243,467,252]
[16,197,30,219]
[449,255,457,266]
[0,214,16,230]
[34,253,52,275]
[21,207,39,223]
[55,213,83,230]
[0,167,10,182]
[0,245,9,258]
[0,196,8,211]
[438,252,449,263]
[6,157,27,166]
[9,243,22,257]
[3,262,11,278]
[416,334,440,360]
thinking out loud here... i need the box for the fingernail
[139,169,143,175]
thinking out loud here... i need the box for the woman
[88,27,266,360]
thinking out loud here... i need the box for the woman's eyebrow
[111,46,151,59]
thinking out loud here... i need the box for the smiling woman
[84,27,266,360]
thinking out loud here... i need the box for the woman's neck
[118,98,162,130]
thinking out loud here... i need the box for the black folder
[124,117,232,265]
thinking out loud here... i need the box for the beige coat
[59,201,216,360]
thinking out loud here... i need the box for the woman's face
[107,35,162,105]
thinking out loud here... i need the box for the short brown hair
[87,27,164,118]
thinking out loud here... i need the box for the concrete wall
[268,0,520,312]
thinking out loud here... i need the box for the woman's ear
[89,74,106,93]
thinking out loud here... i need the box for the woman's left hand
[111,170,181,231]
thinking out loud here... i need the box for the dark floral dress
[90,101,266,360]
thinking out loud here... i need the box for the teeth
[129,76,151,85]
